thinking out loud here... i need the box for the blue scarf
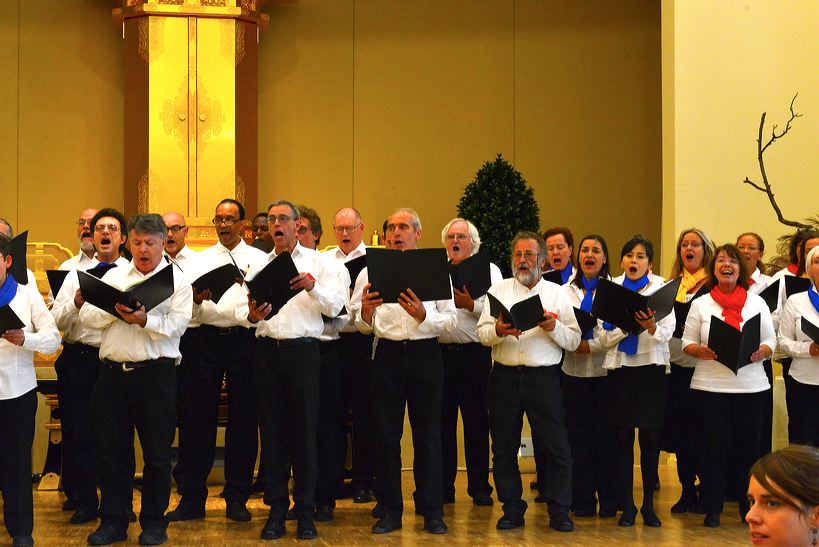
[580,276,598,340]
[809,285,819,315]
[603,274,650,355]
[0,274,19,307]
[560,264,573,285]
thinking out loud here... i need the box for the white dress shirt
[317,250,353,342]
[682,292,776,393]
[352,267,456,341]
[439,262,504,345]
[326,242,367,335]
[232,243,346,340]
[189,240,265,328]
[777,288,819,386]
[78,261,192,364]
[476,277,580,367]
[51,256,130,345]
[1,282,61,400]
[561,281,614,378]
[601,276,675,372]
[748,267,773,296]
[59,251,97,271]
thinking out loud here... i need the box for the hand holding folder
[244,251,302,320]
[78,265,175,320]
[366,248,451,303]
[192,263,242,304]
[592,277,681,335]
[487,293,545,333]
[0,305,25,335]
[706,314,762,374]
[449,252,492,299]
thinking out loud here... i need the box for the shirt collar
[216,239,247,255]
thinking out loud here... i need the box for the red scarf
[710,285,747,331]
[787,263,799,275]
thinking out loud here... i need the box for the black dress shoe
[549,514,575,532]
[297,516,318,540]
[62,499,77,512]
[226,501,252,522]
[372,515,402,534]
[496,513,525,530]
[534,493,548,503]
[285,506,298,521]
[572,506,597,517]
[424,516,447,534]
[260,518,286,540]
[70,506,99,524]
[127,508,138,523]
[87,523,128,545]
[314,505,334,522]
[618,506,638,527]
[598,507,618,518]
[641,507,662,527]
[12,536,34,547]
[371,503,386,519]
[671,490,697,513]
[252,479,266,493]
[703,513,720,528]
[138,528,167,546]
[166,503,205,522]
[472,494,494,506]
[353,489,373,504]
[529,480,540,491]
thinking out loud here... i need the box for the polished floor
[10,465,749,546]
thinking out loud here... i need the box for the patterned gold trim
[235,172,246,204]
[202,0,227,6]
[236,23,246,66]
[157,0,184,4]
[137,18,149,61]
[161,78,189,154]
[196,79,224,155]
[137,170,149,213]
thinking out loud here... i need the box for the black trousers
[761,360,774,454]
[663,364,699,492]
[562,374,615,513]
[179,326,257,507]
[54,342,76,502]
[92,360,177,533]
[70,343,103,512]
[694,389,764,516]
[0,387,37,539]
[315,340,344,507]
[440,342,492,500]
[172,328,198,490]
[372,338,444,519]
[254,337,320,519]
[787,378,819,447]
[489,364,572,518]
[338,332,377,492]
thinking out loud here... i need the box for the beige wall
[661,0,819,274]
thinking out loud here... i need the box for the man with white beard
[476,231,580,534]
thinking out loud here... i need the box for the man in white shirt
[353,208,456,535]
[59,208,100,271]
[80,214,192,547]
[332,207,377,504]
[51,208,130,525]
[476,231,580,533]
[233,200,346,541]
[166,200,265,524]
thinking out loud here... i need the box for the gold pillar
[114,0,267,246]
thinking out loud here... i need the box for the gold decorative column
[114,0,267,245]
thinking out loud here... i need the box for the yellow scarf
[676,267,708,302]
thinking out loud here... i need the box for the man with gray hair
[438,218,503,507]
[79,213,192,546]
[476,231,579,533]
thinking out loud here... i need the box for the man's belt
[377,337,437,348]
[259,336,316,348]
[439,342,482,351]
[102,357,175,373]
[199,324,251,336]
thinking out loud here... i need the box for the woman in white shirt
[663,228,714,514]
[601,235,674,528]
[777,245,819,447]
[682,243,776,528]
[561,234,618,518]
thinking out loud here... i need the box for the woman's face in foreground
[746,475,819,547]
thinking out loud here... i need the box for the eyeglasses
[680,242,703,249]
[445,233,469,242]
[512,251,538,261]
[76,219,92,226]
[94,224,120,233]
[386,222,411,232]
[166,225,186,233]
[267,214,293,225]
[333,224,360,234]
[297,225,311,235]
[212,217,238,226]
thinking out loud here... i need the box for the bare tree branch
[742,94,812,230]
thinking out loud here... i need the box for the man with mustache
[352,208,456,535]
[166,199,265,525]
[51,208,131,526]
[476,231,580,533]
[251,212,274,253]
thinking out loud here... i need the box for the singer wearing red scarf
[682,244,776,529]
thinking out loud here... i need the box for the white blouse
[561,281,615,378]
[777,288,819,386]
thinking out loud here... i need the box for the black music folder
[542,269,563,285]
[245,251,302,318]
[86,263,118,279]
[591,277,681,336]
[707,313,761,375]
[785,276,811,299]
[0,305,25,334]
[759,279,780,312]
[672,284,709,339]
[366,248,451,303]
[487,293,543,332]
[449,252,491,298]
[9,231,28,285]
[46,270,70,296]
[192,263,242,304]
[344,255,367,290]
[800,317,819,344]
[573,307,597,338]
[78,265,174,319]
